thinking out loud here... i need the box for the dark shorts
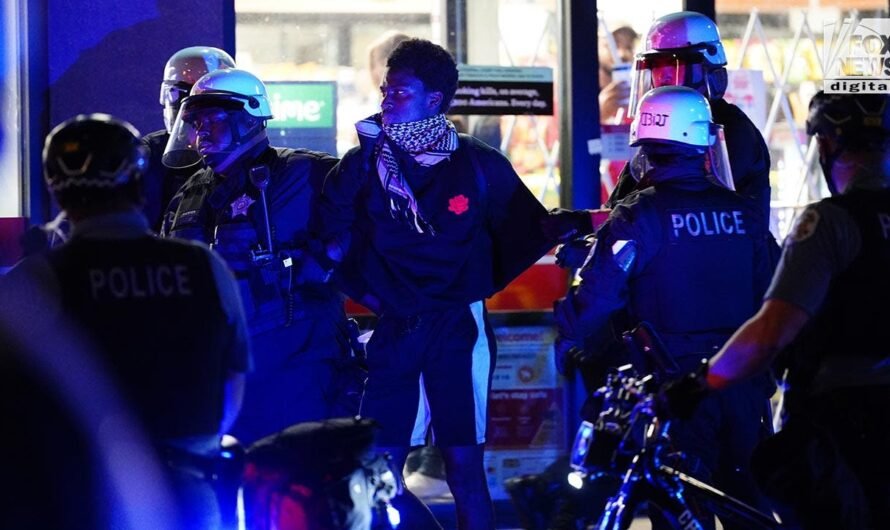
[363,301,496,447]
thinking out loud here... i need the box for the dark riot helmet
[806,91,890,193]
[806,91,890,148]
[43,114,149,209]
[160,46,235,133]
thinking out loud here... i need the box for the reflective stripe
[410,374,431,446]
[469,300,491,444]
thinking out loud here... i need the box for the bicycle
[566,363,785,530]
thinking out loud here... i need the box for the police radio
[248,165,276,267]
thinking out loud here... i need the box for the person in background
[1,113,250,529]
[312,38,553,530]
[662,92,890,529]
[142,46,235,230]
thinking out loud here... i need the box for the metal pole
[558,0,600,210]
[684,0,716,22]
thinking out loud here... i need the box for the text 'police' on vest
[88,265,193,299]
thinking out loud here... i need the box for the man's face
[380,68,441,125]
[648,56,684,88]
[190,108,235,157]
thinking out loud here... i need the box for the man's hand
[555,237,595,269]
[554,335,582,377]
[656,360,710,420]
[542,208,595,243]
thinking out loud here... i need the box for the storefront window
[234,0,563,207]
[1,0,22,218]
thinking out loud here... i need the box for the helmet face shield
[162,105,203,169]
[160,81,192,133]
[163,95,266,171]
[629,52,710,117]
[706,124,734,191]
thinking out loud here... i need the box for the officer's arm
[564,203,645,343]
[708,202,858,390]
[310,148,364,265]
[707,299,809,390]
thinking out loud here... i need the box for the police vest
[46,236,228,440]
[169,148,345,335]
[801,189,890,361]
[629,185,764,344]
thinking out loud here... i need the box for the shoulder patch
[787,208,820,244]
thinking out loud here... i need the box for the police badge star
[230,193,255,218]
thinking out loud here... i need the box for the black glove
[541,208,595,243]
[656,359,710,420]
[555,236,595,269]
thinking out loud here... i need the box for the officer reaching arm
[662,92,890,529]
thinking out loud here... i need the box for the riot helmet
[163,68,272,172]
[43,113,149,212]
[160,46,235,134]
[629,86,733,189]
[629,11,728,118]
[806,91,890,194]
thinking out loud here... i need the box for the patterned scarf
[355,113,459,234]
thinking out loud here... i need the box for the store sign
[266,81,336,129]
[449,65,554,115]
[724,69,767,132]
[823,18,890,94]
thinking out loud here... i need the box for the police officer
[1,114,251,529]
[555,86,775,529]
[161,68,354,445]
[141,46,235,230]
[544,11,772,244]
[663,92,890,528]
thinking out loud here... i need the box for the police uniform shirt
[767,178,890,392]
[0,210,251,453]
[568,171,763,352]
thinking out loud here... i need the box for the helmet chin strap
[204,121,267,174]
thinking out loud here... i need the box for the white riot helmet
[628,11,728,118]
[163,68,273,172]
[629,86,733,190]
[160,46,235,134]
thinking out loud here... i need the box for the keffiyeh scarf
[355,113,459,234]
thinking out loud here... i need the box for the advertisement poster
[486,325,566,499]
[450,65,554,115]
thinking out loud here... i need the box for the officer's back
[1,114,250,529]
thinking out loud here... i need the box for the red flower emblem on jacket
[448,194,470,215]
